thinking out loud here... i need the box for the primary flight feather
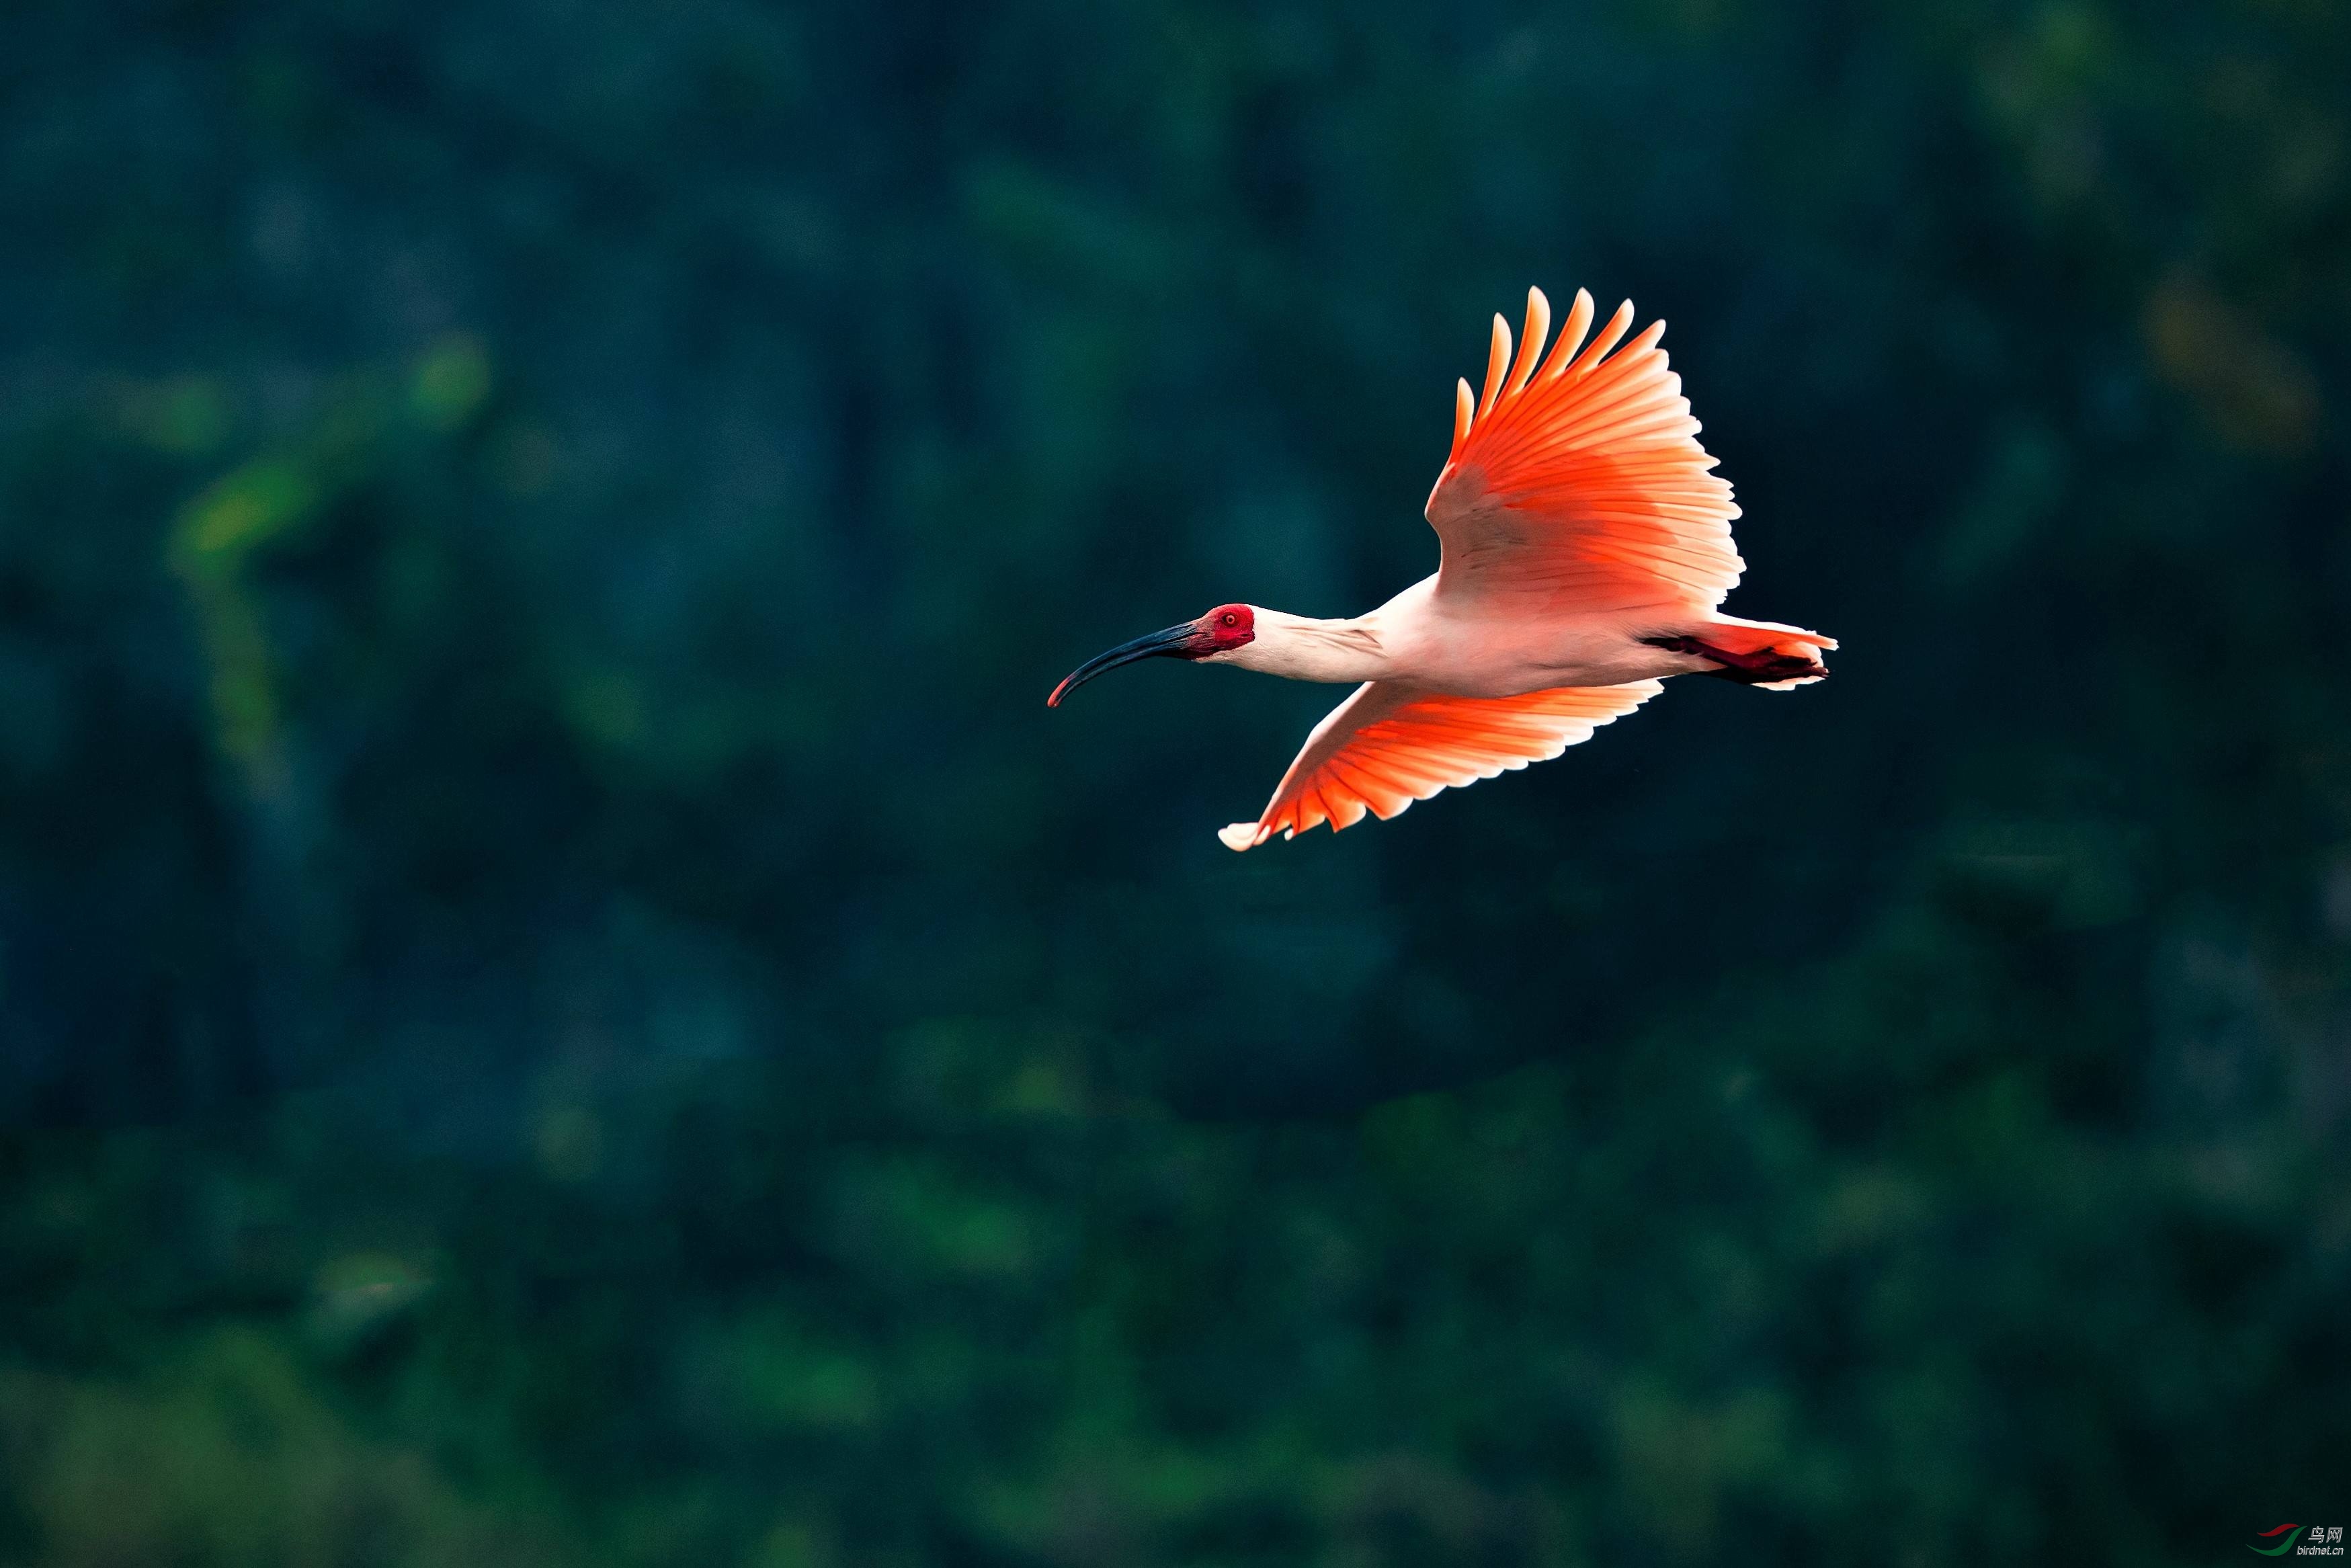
[1047,286,1836,850]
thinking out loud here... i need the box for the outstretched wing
[1425,288,1743,616]
[1219,679,1662,850]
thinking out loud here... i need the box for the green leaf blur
[0,1,2344,1565]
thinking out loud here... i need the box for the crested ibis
[1048,287,1836,850]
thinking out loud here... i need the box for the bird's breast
[1405,609,1694,696]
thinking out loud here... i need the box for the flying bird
[1048,286,1836,850]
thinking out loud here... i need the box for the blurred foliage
[1,0,2348,1563]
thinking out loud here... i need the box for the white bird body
[1210,582,1735,695]
[1048,286,1837,850]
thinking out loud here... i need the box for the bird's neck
[1214,608,1390,685]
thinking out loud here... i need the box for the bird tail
[1697,615,1836,690]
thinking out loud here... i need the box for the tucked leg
[1643,634,1827,686]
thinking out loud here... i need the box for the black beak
[1047,622,1206,707]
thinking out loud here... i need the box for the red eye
[1221,613,1237,626]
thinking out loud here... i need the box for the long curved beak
[1047,622,1207,707]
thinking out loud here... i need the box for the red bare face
[1202,604,1255,651]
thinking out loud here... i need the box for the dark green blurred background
[3,1,2347,1563]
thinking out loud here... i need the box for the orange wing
[1219,679,1662,851]
[1424,288,1743,616]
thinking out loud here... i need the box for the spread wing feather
[1426,288,1744,615]
[1218,679,1662,851]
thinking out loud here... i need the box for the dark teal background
[1,1,2345,1563]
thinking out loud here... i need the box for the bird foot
[1644,635,1826,686]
